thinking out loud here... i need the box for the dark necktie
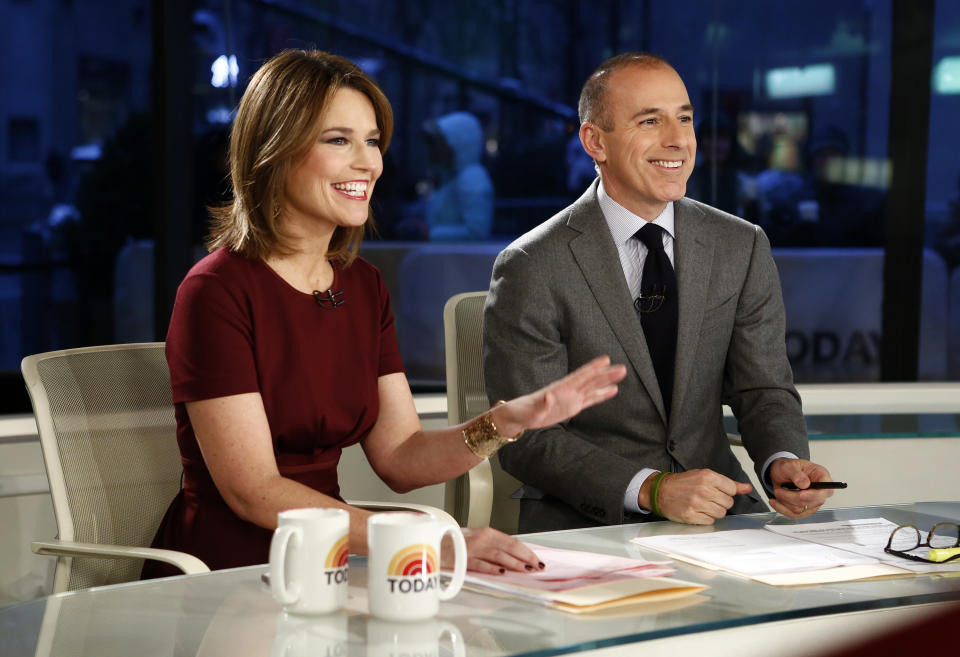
[634,223,678,418]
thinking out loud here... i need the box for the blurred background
[0,0,958,402]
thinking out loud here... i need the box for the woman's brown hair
[208,49,394,265]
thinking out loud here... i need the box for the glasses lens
[929,523,960,549]
[889,526,921,552]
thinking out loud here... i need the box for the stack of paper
[631,517,960,586]
[463,543,708,613]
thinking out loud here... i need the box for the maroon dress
[142,248,403,577]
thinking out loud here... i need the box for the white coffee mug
[366,618,465,657]
[367,512,467,621]
[269,507,350,615]
[271,610,348,657]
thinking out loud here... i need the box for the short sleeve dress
[142,248,404,577]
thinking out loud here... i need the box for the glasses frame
[884,522,960,564]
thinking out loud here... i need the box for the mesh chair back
[22,343,182,591]
[445,293,492,424]
[443,292,523,533]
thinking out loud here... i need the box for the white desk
[2,503,959,657]
[3,401,959,607]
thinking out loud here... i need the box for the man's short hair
[578,52,672,131]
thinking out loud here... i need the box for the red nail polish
[498,567,505,574]
[538,562,545,569]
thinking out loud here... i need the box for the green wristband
[649,472,670,518]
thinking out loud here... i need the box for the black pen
[781,481,847,491]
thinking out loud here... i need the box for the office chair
[22,343,208,593]
[22,343,456,593]
[442,292,524,533]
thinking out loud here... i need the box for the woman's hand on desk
[769,458,834,518]
[492,356,627,438]
[442,527,543,575]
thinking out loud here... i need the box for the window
[0,0,953,413]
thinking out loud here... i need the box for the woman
[143,50,625,578]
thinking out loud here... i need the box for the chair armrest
[441,462,495,529]
[462,460,493,528]
[32,540,210,575]
[347,500,460,527]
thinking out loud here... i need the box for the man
[483,52,834,532]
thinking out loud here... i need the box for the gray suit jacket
[483,180,809,532]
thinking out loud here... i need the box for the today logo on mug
[367,513,466,621]
[386,544,438,593]
[324,535,350,585]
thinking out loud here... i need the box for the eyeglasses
[884,522,960,564]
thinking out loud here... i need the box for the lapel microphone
[312,289,344,309]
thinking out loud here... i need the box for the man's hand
[769,458,834,518]
[641,469,753,525]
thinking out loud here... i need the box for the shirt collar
[597,181,675,246]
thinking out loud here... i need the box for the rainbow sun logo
[387,544,438,576]
[324,535,349,569]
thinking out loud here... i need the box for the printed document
[633,529,875,575]
[764,517,960,574]
[462,543,707,612]
[631,517,960,586]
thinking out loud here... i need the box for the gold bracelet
[462,400,524,459]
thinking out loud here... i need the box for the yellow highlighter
[927,547,960,563]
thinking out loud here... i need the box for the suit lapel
[671,198,715,422]
[566,183,666,422]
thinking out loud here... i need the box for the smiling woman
[206,50,393,266]
[281,87,384,248]
[141,49,627,580]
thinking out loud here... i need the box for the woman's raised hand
[492,356,626,437]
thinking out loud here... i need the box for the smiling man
[483,52,835,532]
